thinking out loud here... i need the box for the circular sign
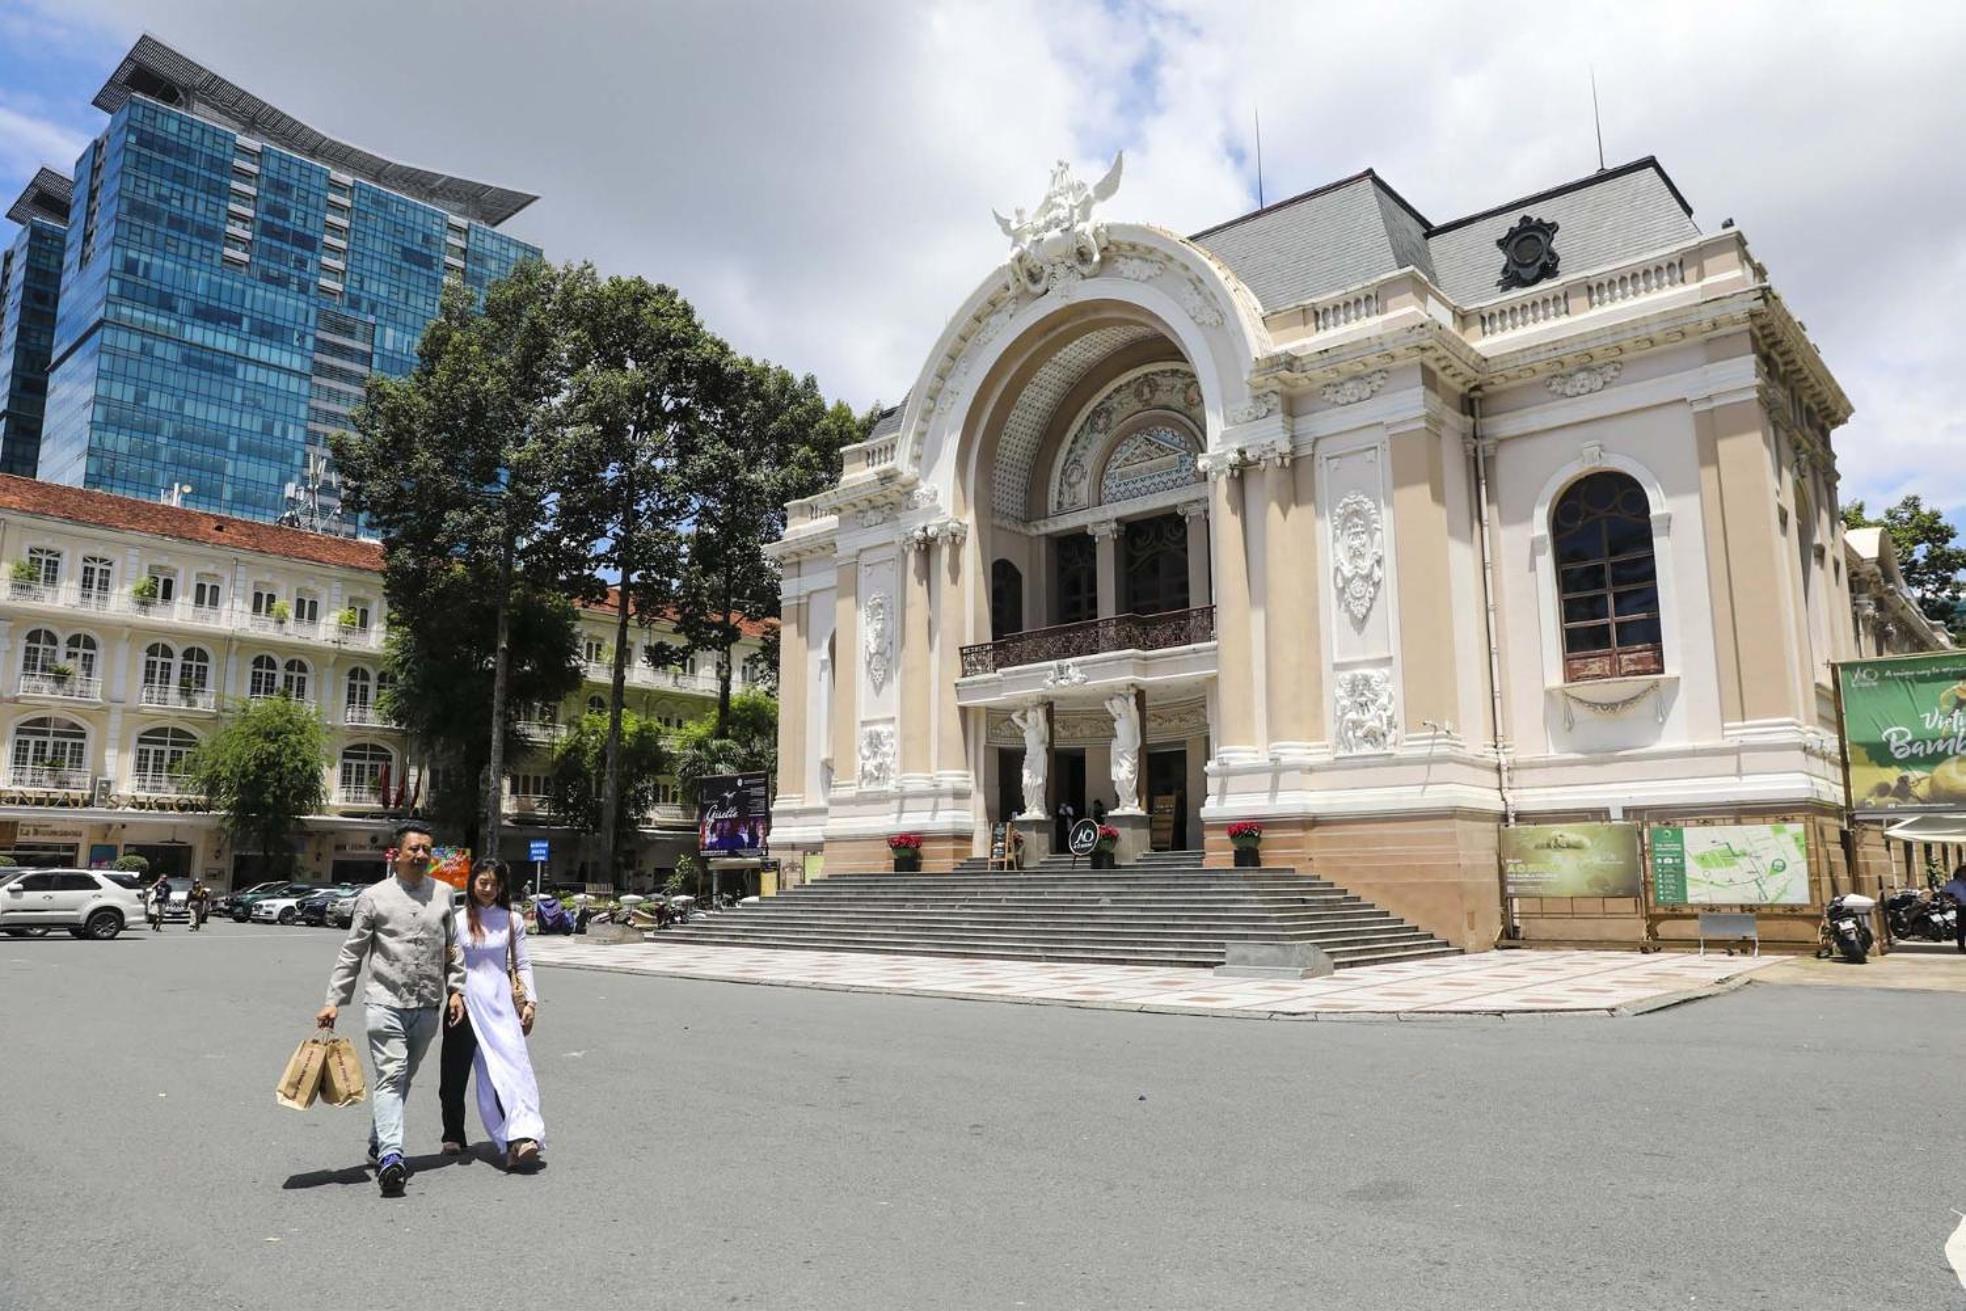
[1068,819,1100,857]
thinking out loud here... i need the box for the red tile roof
[578,586,774,638]
[0,475,385,571]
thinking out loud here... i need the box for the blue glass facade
[0,218,66,476]
[36,95,540,526]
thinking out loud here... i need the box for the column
[777,592,809,802]
[934,527,969,776]
[898,531,934,778]
[1181,502,1211,609]
[1260,456,1315,746]
[1208,465,1257,754]
[828,561,858,794]
[1092,521,1122,618]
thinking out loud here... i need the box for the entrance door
[1147,749,1188,851]
[996,748,1024,824]
[1055,535,1098,625]
[1049,749,1086,849]
[1123,514,1189,615]
[125,843,193,879]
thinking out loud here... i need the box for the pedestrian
[147,876,167,932]
[439,858,545,1170]
[1944,865,1966,954]
[187,879,209,932]
[315,821,465,1198]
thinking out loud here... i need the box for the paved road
[1,920,1960,1311]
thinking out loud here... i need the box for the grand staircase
[659,849,1456,970]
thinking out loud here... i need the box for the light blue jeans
[364,1004,440,1161]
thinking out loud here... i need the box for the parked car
[327,890,359,929]
[233,882,314,923]
[251,885,322,925]
[215,880,284,918]
[297,886,357,927]
[0,869,145,940]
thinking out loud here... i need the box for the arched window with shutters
[249,654,280,699]
[282,658,310,701]
[8,715,88,787]
[132,727,199,794]
[1552,471,1663,682]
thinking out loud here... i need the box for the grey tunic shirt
[324,874,466,1010]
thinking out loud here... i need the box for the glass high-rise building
[0,169,72,478]
[32,36,541,531]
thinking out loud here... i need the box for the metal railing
[138,683,217,711]
[4,582,385,647]
[960,605,1216,676]
[3,766,92,791]
[343,703,385,726]
[18,672,103,700]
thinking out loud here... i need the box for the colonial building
[0,476,764,885]
[771,154,1880,950]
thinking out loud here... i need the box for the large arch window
[249,655,281,699]
[991,559,1024,639]
[1552,471,1662,681]
[345,667,375,723]
[62,634,99,681]
[281,658,311,701]
[20,628,58,676]
[141,642,177,705]
[132,727,199,794]
[9,716,88,786]
[178,648,212,700]
[339,743,394,803]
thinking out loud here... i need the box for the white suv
[0,869,145,940]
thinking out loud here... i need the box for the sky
[2,0,1963,520]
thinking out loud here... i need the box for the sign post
[528,839,549,898]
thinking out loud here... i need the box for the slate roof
[1192,157,1699,313]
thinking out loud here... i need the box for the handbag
[317,1036,367,1107]
[275,1035,331,1110]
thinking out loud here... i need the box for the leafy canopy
[545,710,670,845]
[184,696,329,877]
[1843,495,1966,632]
[669,689,777,806]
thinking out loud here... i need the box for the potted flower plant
[269,599,291,625]
[1091,823,1121,870]
[887,832,923,873]
[131,575,161,607]
[47,661,75,688]
[335,607,361,630]
[1227,820,1263,868]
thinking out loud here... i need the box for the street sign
[529,839,549,862]
[1068,819,1099,857]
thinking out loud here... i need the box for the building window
[25,546,60,588]
[587,695,607,715]
[991,559,1024,639]
[9,716,87,785]
[79,555,114,607]
[193,575,223,613]
[141,642,176,703]
[251,586,279,618]
[346,666,373,711]
[132,727,199,794]
[281,659,311,701]
[63,634,99,681]
[508,771,550,800]
[249,654,280,698]
[179,647,212,698]
[339,743,393,802]
[293,592,320,625]
[346,598,373,630]
[20,627,59,676]
[1553,471,1663,682]
[1055,533,1098,625]
[145,566,178,603]
[583,638,605,664]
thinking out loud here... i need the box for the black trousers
[438,1009,477,1145]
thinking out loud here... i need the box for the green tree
[669,689,778,806]
[333,261,593,855]
[1843,496,1966,633]
[669,358,867,734]
[543,710,670,848]
[184,696,329,879]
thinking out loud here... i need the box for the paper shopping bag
[318,1035,367,1107]
[275,1035,331,1110]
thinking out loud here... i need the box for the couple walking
[316,822,547,1197]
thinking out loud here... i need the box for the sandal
[440,1140,464,1156]
[507,1139,540,1169]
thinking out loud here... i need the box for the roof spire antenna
[1590,68,1606,172]
[1254,105,1265,208]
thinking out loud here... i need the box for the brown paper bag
[318,1035,367,1107]
[275,1035,330,1110]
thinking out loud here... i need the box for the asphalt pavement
[1,918,1960,1311]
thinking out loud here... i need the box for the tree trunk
[599,494,633,879]
[482,526,516,861]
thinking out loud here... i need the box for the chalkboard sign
[989,822,1008,859]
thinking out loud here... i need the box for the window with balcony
[1553,472,1663,682]
[583,639,606,664]
[25,546,60,588]
[339,743,392,803]
[145,566,177,604]
[79,555,114,609]
[20,628,58,676]
[1054,534,1098,625]
[179,647,212,703]
[252,586,279,618]
[281,659,310,701]
[249,654,280,698]
[346,598,373,630]
[991,559,1024,639]
[293,592,320,625]
[8,716,87,787]
[63,634,99,682]
[132,727,199,794]
[508,771,550,801]
[141,642,177,704]
[345,667,376,723]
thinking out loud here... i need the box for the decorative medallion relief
[1319,370,1389,406]
[862,592,893,694]
[1546,362,1623,398]
[1053,367,1205,513]
[1227,391,1280,425]
[1496,214,1561,290]
[1334,669,1398,755]
[1331,492,1386,630]
[857,724,896,789]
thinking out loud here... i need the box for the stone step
[654,930,1457,970]
[679,917,1425,946]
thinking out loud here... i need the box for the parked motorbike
[1882,887,1958,943]
[1817,893,1877,963]
[531,895,577,935]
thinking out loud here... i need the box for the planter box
[1232,845,1261,868]
[891,851,921,873]
[1091,849,1117,870]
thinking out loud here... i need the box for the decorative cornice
[1546,361,1623,397]
[1319,370,1389,406]
[1195,449,1247,481]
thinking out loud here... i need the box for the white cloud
[23,0,1966,513]
[0,105,89,181]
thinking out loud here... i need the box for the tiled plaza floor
[528,935,1780,1018]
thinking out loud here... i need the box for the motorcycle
[531,895,577,935]
[1882,887,1958,944]
[1816,893,1876,963]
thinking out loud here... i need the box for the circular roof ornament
[1496,214,1561,291]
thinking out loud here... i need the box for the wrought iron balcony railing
[960,605,1215,677]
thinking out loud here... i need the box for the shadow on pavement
[282,1151,471,1190]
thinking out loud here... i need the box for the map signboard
[1650,824,1809,905]
[1837,651,1966,812]
[1498,823,1642,898]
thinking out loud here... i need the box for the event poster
[1498,823,1643,898]
[1836,651,1966,811]
[428,847,472,889]
[697,772,771,855]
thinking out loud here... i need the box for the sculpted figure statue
[1105,691,1142,813]
[1010,704,1050,818]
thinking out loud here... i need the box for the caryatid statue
[1105,690,1143,814]
[1010,703,1050,818]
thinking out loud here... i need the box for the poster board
[1650,824,1809,905]
[1837,651,1966,812]
[697,772,772,856]
[1498,823,1643,898]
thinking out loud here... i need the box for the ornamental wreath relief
[1331,492,1384,629]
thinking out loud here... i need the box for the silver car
[0,869,146,940]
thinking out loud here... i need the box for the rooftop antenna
[1590,68,1606,171]
[1254,106,1265,207]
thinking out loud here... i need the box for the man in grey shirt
[316,820,465,1197]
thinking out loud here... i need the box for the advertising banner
[697,772,771,856]
[1498,823,1643,898]
[1650,824,1809,905]
[428,848,473,890]
[1837,652,1966,812]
